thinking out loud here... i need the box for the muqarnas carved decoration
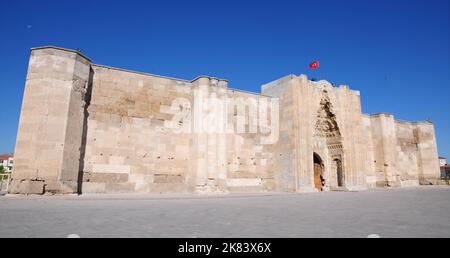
[315,90,341,138]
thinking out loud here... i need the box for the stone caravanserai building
[9,46,441,194]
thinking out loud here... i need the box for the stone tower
[9,47,91,194]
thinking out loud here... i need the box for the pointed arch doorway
[313,153,324,191]
[335,158,344,187]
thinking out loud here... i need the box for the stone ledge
[8,179,44,195]
[30,46,92,62]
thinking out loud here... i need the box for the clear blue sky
[0,0,449,157]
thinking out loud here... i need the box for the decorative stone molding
[314,90,341,138]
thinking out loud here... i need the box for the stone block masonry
[9,46,442,194]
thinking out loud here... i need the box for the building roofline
[91,65,232,84]
[30,46,92,62]
[362,113,433,125]
[228,88,272,98]
[92,64,272,97]
[91,63,192,83]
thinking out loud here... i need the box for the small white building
[0,154,13,173]
[439,156,447,167]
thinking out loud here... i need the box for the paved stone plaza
[0,187,449,238]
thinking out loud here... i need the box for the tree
[0,165,4,174]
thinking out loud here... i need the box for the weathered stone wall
[80,65,279,193]
[261,75,297,192]
[10,47,90,194]
[81,65,194,193]
[10,46,442,194]
[361,114,378,188]
[413,122,441,184]
[224,90,276,192]
[362,113,441,187]
[395,120,422,186]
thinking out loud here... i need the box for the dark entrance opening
[313,153,324,191]
[335,159,343,187]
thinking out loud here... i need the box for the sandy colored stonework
[9,46,441,194]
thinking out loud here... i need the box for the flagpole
[317,60,320,81]
[309,60,320,81]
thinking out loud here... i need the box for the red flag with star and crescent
[309,60,320,69]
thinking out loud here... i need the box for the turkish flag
[309,61,320,69]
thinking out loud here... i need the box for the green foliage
[0,165,4,174]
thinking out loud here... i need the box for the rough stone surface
[0,187,449,237]
[8,180,44,194]
[10,46,442,194]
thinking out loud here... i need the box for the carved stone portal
[314,90,341,138]
[314,90,345,189]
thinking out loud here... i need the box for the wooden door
[314,163,322,190]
